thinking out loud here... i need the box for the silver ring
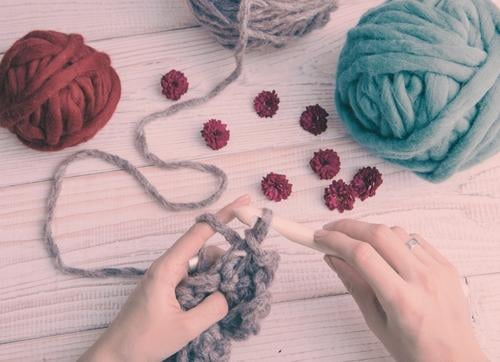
[406,238,419,251]
[188,256,199,273]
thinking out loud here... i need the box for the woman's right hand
[314,220,488,362]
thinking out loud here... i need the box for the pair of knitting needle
[188,205,469,297]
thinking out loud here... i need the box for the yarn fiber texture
[0,30,121,151]
[172,209,279,361]
[335,0,500,182]
[187,0,338,49]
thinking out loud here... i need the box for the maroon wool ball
[0,30,121,151]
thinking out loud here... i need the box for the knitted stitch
[336,0,500,182]
[172,209,279,361]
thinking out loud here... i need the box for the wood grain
[0,1,197,53]
[1,0,500,360]
[0,0,383,187]
[2,273,500,361]
[468,274,500,360]
[1,143,499,343]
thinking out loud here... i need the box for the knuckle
[370,224,391,242]
[351,243,375,265]
[417,272,438,294]
[391,226,407,235]
[211,293,229,317]
[332,219,351,230]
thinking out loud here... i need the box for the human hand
[80,194,251,362]
[314,220,488,362]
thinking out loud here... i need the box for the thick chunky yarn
[0,31,121,151]
[172,209,279,361]
[44,177,278,361]
[336,0,500,182]
[187,0,337,49]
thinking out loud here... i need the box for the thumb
[184,292,228,337]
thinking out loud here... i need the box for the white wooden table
[1,1,499,361]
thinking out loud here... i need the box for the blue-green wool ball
[335,0,499,182]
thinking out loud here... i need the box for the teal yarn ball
[335,0,499,182]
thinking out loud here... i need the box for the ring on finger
[405,238,419,251]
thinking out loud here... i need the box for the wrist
[80,327,146,362]
[78,336,122,362]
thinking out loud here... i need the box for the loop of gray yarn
[43,0,336,277]
[187,0,337,49]
[43,0,252,278]
[171,208,279,362]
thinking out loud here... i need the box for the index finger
[162,194,250,266]
[314,229,406,306]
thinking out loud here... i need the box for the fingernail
[314,229,328,240]
[234,194,250,204]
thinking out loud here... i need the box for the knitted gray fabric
[46,192,278,361]
[172,208,279,361]
[187,0,337,49]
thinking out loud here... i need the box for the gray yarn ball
[187,0,338,49]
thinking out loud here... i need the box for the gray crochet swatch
[172,208,279,361]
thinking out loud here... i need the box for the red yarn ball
[0,30,121,151]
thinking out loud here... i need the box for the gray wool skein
[188,0,338,49]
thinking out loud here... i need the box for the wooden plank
[0,1,197,53]
[3,272,499,362]
[0,0,384,188]
[468,274,500,360]
[0,293,393,361]
[0,144,499,343]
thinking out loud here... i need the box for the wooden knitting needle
[233,205,336,255]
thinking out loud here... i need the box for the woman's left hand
[80,194,251,362]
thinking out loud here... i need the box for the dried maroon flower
[324,179,355,213]
[350,166,383,201]
[201,119,230,150]
[254,90,280,118]
[310,149,341,180]
[261,172,292,202]
[161,69,189,100]
[300,104,329,135]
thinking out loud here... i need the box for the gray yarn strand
[188,0,337,49]
[43,0,252,278]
